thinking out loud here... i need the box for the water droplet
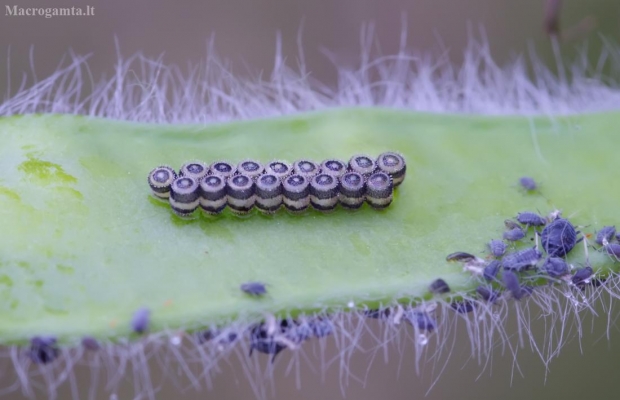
[417,334,428,346]
[170,335,182,346]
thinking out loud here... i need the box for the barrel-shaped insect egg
[320,159,347,179]
[265,160,292,179]
[282,174,310,213]
[226,174,256,214]
[236,160,264,180]
[179,161,208,181]
[365,172,393,209]
[199,175,227,215]
[293,159,320,179]
[169,176,200,217]
[147,166,177,200]
[339,171,365,209]
[310,173,339,212]
[255,173,283,214]
[348,154,376,177]
[209,161,235,179]
[376,152,407,186]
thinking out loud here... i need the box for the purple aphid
[596,226,616,246]
[516,211,547,227]
[502,270,523,300]
[519,176,538,191]
[503,227,526,241]
[429,278,450,294]
[81,336,100,351]
[222,331,239,344]
[504,219,521,230]
[488,239,507,257]
[309,317,334,338]
[249,319,308,362]
[404,310,436,332]
[572,266,593,287]
[483,260,501,281]
[447,252,487,275]
[131,307,151,334]
[280,319,313,343]
[451,300,475,314]
[446,252,478,263]
[501,247,542,271]
[364,308,390,320]
[30,336,59,364]
[541,257,570,278]
[196,329,238,345]
[476,286,500,303]
[240,282,267,296]
[605,243,620,260]
[195,329,217,344]
[541,218,579,257]
[521,285,535,297]
[248,323,286,362]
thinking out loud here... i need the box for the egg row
[147,153,406,217]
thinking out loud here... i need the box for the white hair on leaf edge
[2,33,620,121]
[0,285,617,400]
[2,33,620,399]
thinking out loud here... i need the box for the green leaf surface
[0,109,617,344]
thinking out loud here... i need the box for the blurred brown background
[1,0,619,97]
[2,0,620,399]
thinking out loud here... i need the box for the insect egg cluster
[147,152,407,218]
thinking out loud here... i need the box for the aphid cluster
[147,152,406,218]
[597,225,620,260]
[364,303,438,333]
[446,208,614,311]
[248,318,315,362]
[30,213,618,371]
[197,314,334,362]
